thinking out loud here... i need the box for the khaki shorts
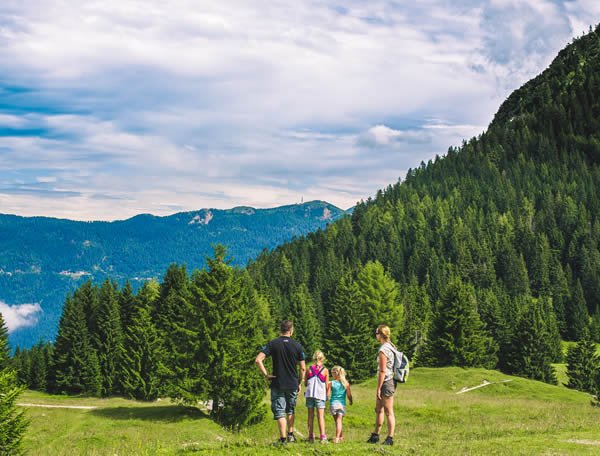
[381,378,396,397]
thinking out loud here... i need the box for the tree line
[10,246,271,429]
[4,23,600,440]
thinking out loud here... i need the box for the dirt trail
[17,403,97,409]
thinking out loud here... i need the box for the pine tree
[420,280,497,368]
[95,279,124,397]
[590,306,600,343]
[185,246,266,428]
[401,283,432,359]
[507,297,558,384]
[288,283,321,357]
[51,293,100,395]
[325,274,377,381]
[0,313,28,455]
[356,261,403,335]
[565,328,599,392]
[119,279,136,332]
[29,340,47,391]
[121,306,168,400]
[568,279,589,341]
[0,312,9,370]
[153,265,192,392]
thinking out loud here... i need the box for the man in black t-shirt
[256,320,306,445]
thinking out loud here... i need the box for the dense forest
[6,26,600,428]
[244,25,600,380]
[0,201,345,348]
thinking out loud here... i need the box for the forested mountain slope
[247,26,600,380]
[1,201,345,347]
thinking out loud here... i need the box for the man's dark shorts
[270,388,298,420]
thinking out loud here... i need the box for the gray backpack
[392,348,410,383]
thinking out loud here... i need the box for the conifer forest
[4,25,600,435]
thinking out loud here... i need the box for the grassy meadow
[18,367,600,455]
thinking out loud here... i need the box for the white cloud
[0,1,597,219]
[0,301,43,332]
[359,125,432,148]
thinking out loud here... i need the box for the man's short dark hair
[280,320,294,334]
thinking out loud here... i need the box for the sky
[0,0,599,221]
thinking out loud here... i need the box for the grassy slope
[19,367,600,456]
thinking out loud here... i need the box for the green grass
[19,368,600,455]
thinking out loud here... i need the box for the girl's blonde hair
[332,365,349,388]
[312,350,326,364]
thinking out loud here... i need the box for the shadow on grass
[91,405,209,422]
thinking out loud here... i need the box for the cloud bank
[0,301,43,332]
[0,1,599,219]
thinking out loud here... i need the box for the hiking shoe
[287,432,297,443]
[307,434,315,443]
[383,436,394,446]
[366,433,380,444]
[320,436,328,444]
[273,437,287,446]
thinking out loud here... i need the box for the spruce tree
[401,283,432,359]
[356,261,403,335]
[153,265,191,392]
[0,312,10,370]
[565,328,599,392]
[95,279,124,397]
[119,279,136,332]
[421,280,497,368]
[29,340,47,391]
[325,274,377,381]
[568,280,589,341]
[507,297,558,384]
[288,283,321,357]
[51,293,100,395]
[121,306,168,400]
[0,313,28,455]
[186,246,266,428]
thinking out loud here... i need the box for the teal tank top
[330,380,347,405]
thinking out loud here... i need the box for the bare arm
[255,352,275,379]
[377,351,387,400]
[347,384,353,405]
[298,360,306,393]
[324,369,329,399]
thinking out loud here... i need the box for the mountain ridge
[0,200,349,348]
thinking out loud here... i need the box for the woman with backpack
[366,325,396,446]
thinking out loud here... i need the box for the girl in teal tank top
[327,366,353,443]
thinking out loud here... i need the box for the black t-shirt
[261,336,305,391]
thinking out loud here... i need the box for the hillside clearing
[18,367,600,455]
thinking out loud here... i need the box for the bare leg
[373,396,385,434]
[382,396,395,438]
[335,414,343,440]
[317,408,326,437]
[277,417,287,439]
[307,408,314,436]
[287,413,295,435]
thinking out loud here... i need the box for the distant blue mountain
[0,201,348,348]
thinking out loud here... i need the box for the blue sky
[0,0,599,221]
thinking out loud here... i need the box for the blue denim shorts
[271,388,298,420]
[305,397,326,409]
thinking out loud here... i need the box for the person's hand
[377,388,382,400]
[265,374,276,380]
